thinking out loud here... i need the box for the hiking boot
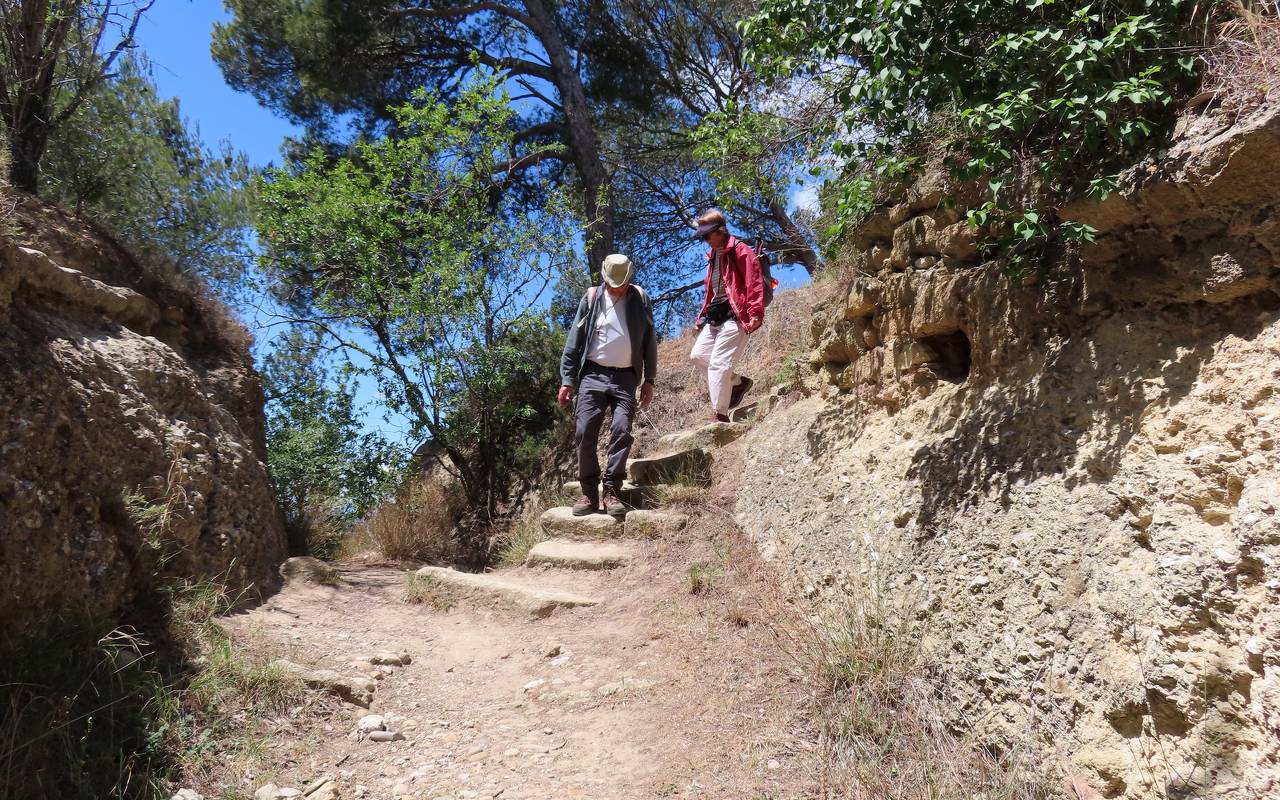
[602,487,626,518]
[572,493,599,516]
[707,413,731,424]
[729,376,754,409]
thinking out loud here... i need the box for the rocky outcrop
[738,104,1280,798]
[0,200,285,640]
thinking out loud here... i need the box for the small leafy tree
[0,0,155,192]
[213,0,650,278]
[742,0,1215,270]
[263,328,403,556]
[41,54,255,296]
[256,78,576,562]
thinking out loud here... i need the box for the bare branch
[493,145,565,177]
[651,278,705,306]
[512,120,565,143]
[390,2,534,29]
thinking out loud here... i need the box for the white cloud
[792,183,820,213]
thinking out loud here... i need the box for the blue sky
[134,2,423,441]
[137,1,298,168]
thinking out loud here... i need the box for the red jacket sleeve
[735,241,765,327]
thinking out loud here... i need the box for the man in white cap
[558,254,657,517]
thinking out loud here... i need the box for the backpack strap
[590,284,648,309]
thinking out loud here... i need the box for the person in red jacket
[689,209,765,423]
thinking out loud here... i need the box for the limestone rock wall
[0,201,285,639]
[737,104,1280,797]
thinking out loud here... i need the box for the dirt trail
[223,432,819,800]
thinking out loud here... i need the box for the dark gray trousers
[575,362,638,494]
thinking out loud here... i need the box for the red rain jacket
[697,235,766,333]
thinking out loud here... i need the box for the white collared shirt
[586,289,631,368]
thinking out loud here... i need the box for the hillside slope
[735,102,1280,797]
[0,198,285,640]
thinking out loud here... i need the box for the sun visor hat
[694,220,724,240]
[601,253,634,288]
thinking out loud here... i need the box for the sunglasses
[694,223,725,241]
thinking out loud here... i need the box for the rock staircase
[412,413,766,618]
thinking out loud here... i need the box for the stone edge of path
[526,539,633,570]
[412,566,600,619]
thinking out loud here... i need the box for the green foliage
[743,0,1213,268]
[41,55,255,297]
[694,104,800,208]
[255,78,576,558]
[772,352,802,390]
[262,328,404,557]
[0,0,153,192]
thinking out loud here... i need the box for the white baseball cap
[601,253,634,288]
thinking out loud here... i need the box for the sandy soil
[218,493,822,800]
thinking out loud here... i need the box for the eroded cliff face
[0,201,285,639]
[737,104,1280,797]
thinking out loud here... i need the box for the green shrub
[772,352,801,390]
[743,0,1216,271]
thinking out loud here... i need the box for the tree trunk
[768,196,819,275]
[521,0,615,281]
[8,120,47,193]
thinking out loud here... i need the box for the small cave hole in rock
[919,330,972,383]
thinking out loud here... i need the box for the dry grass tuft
[402,572,457,612]
[493,502,547,568]
[755,577,1047,799]
[654,481,711,509]
[1203,2,1280,114]
[350,478,463,563]
[687,562,721,595]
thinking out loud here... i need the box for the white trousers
[689,320,747,414]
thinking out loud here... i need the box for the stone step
[411,566,598,619]
[526,539,633,570]
[730,387,783,424]
[627,448,712,486]
[656,421,747,453]
[727,402,757,424]
[540,506,622,538]
[561,480,667,510]
[540,506,690,539]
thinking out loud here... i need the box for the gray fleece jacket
[559,285,658,388]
